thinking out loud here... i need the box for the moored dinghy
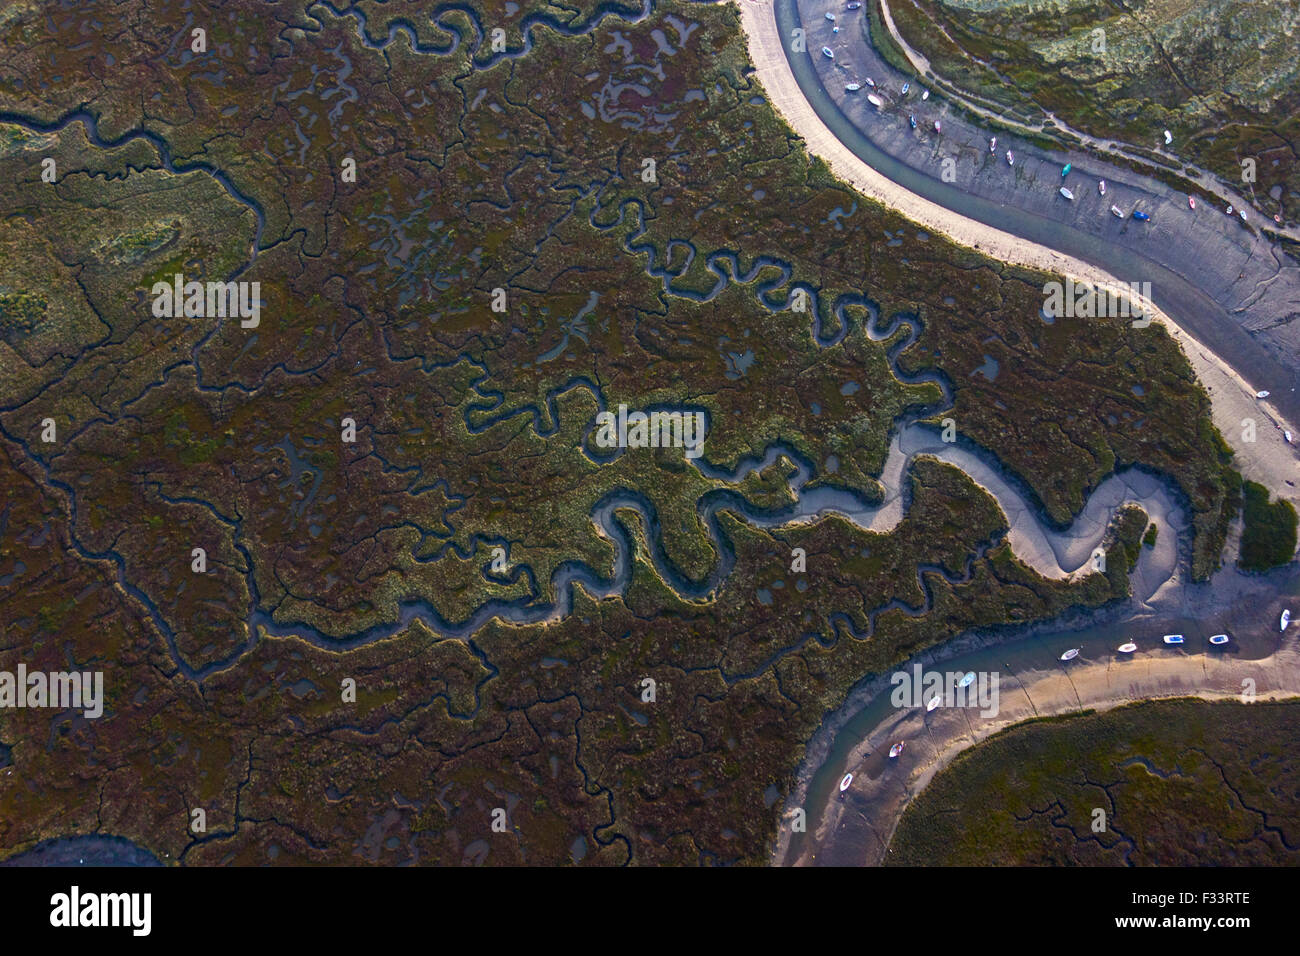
[888,742,906,758]
[1117,642,1138,654]
[1163,634,1184,645]
[839,772,853,792]
[1060,648,1080,661]
[1283,609,1292,631]
[1060,187,1074,200]
[1209,634,1230,646]
[958,671,976,688]
[926,695,941,712]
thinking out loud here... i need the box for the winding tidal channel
[737,0,1300,865]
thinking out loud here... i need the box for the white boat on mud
[1163,634,1184,645]
[957,671,975,688]
[1209,634,1230,646]
[839,772,853,792]
[1257,390,1270,399]
[926,695,941,712]
[1059,187,1075,200]
[1098,180,1106,195]
[1283,609,1292,631]
[1117,642,1138,654]
[1059,648,1080,661]
[845,83,860,92]
[867,93,883,109]
[1006,150,1014,166]
[888,742,906,759]
[822,46,834,58]
[1110,204,1124,218]
[921,89,929,100]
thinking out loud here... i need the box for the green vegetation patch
[889,698,1300,865]
[1238,480,1298,572]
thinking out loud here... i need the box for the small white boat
[921,89,929,100]
[934,120,941,133]
[1163,634,1185,645]
[1060,187,1075,200]
[839,772,853,792]
[1285,430,1293,443]
[926,695,941,712]
[901,82,909,94]
[957,671,975,688]
[1117,642,1138,654]
[1189,196,1196,210]
[989,136,996,152]
[888,742,906,759]
[1164,130,1172,145]
[1282,609,1292,631]
[825,12,836,19]
[846,83,860,92]
[1209,634,1230,646]
[1060,648,1080,661]
[867,93,883,108]
[1098,180,1106,195]
[1257,390,1271,399]
[1240,209,1248,221]
[833,26,840,33]
[1006,149,1014,166]
[822,46,834,58]
[865,77,875,88]
[1226,205,1234,215]
[1110,204,1124,218]
[846,1,862,8]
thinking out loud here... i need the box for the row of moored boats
[1060,609,1291,659]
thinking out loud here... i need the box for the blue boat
[1061,163,1072,176]
[1209,634,1230,645]
[909,114,916,129]
[1163,634,1185,645]
[1132,210,1150,221]
[957,671,976,688]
